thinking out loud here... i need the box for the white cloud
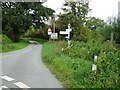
[89,0,120,20]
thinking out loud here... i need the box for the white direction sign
[60,31,69,35]
[59,23,72,48]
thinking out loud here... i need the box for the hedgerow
[42,41,120,88]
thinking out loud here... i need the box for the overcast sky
[43,0,120,21]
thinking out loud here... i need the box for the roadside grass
[1,35,46,53]
[2,41,29,53]
[42,41,93,88]
[42,41,120,88]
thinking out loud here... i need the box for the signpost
[48,27,58,40]
[59,23,72,48]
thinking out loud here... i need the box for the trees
[2,2,54,42]
[24,24,50,40]
[86,17,106,30]
[56,0,91,41]
[102,17,120,43]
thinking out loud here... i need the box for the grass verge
[2,41,29,53]
[42,41,120,88]
[42,41,93,88]
[1,36,47,53]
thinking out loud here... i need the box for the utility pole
[53,17,55,33]
[118,1,120,19]
[52,8,59,33]
[51,16,55,33]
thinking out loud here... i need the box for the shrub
[1,34,14,52]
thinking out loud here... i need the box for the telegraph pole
[118,1,120,19]
[53,18,55,33]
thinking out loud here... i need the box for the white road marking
[0,86,8,90]
[1,76,14,81]
[1,86,8,88]
[14,82,31,88]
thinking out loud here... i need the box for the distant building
[118,1,120,19]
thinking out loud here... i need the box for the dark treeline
[2,2,54,42]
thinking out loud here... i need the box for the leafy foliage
[2,2,54,42]
[86,17,106,30]
[102,17,120,43]
[24,24,50,40]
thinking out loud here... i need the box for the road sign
[51,33,58,39]
[60,31,69,34]
[48,28,52,35]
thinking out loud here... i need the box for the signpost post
[67,24,72,48]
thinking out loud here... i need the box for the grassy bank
[0,35,30,53]
[0,35,47,53]
[42,41,120,88]
[2,41,29,53]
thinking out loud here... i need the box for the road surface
[0,44,62,88]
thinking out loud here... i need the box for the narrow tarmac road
[0,44,62,88]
